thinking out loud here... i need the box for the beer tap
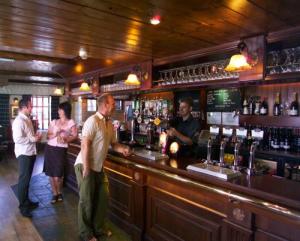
[129,119,136,145]
[247,141,258,175]
[205,138,212,164]
[232,142,241,170]
[219,139,226,167]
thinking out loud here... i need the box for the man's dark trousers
[17,155,36,211]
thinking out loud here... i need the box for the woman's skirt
[43,144,67,177]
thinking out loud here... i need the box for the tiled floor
[0,153,131,241]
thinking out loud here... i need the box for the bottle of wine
[254,98,261,115]
[247,97,253,115]
[272,128,280,150]
[260,97,268,115]
[242,98,249,115]
[283,128,291,151]
[289,92,299,116]
[273,92,281,116]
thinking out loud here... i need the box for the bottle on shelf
[272,128,280,150]
[249,96,255,115]
[289,92,299,116]
[242,97,249,115]
[254,98,261,115]
[260,97,268,115]
[273,92,281,116]
[279,128,284,149]
[283,128,292,151]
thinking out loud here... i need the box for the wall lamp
[79,79,91,91]
[125,65,144,86]
[54,87,64,96]
[225,41,258,72]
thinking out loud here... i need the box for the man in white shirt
[12,98,41,217]
[75,93,131,241]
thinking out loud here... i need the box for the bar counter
[66,141,300,241]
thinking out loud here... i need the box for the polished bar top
[106,149,300,211]
[68,142,300,217]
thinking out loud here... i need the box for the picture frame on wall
[12,106,19,118]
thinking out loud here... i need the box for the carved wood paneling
[255,230,290,241]
[146,187,222,241]
[222,220,253,241]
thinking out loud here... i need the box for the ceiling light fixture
[150,15,160,25]
[225,41,257,72]
[79,47,88,60]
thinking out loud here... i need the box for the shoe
[57,193,63,202]
[20,209,32,218]
[51,195,58,204]
[28,201,39,209]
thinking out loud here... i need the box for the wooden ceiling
[1,0,300,85]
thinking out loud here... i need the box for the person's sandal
[57,193,63,202]
[51,195,58,204]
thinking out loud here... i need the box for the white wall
[0,83,58,96]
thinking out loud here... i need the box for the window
[87,99,97,112]
[31,96,51,130]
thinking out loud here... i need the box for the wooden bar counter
[66,141,300,241]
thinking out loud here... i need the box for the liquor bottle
[273,92,281,116]
[289,92,299,116]
[260,97,268,115]
[249,96,255,115]
[242,98,249,115]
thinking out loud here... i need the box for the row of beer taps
[205,138,257,175]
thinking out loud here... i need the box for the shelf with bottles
[241,88,300,127]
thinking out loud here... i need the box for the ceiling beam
[0,70,62,78]
[0,50,75,65]
[8,79,64,86]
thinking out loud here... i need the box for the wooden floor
[0,153,43,241]
[0,152,131,241]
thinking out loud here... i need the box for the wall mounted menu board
[207,88,241,112]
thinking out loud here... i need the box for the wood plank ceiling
[0,0,300,85]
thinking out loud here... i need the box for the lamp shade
[79,82,91,91]
[124,73,141,86]
[225,54,252,72]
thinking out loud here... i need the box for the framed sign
[207,88,241,112]
[12,106,19,118]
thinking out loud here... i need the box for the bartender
[166,97,200,145]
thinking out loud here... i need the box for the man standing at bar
[74,93,131,241]
[12,98,41,217]
[167,97,200,146]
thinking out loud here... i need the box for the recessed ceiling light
[150,15,160,25]
[0,57,15,62]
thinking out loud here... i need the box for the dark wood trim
[239,115,300,128]
[153,41,239,66]
[0,50,74,65]
[267,25,300,43]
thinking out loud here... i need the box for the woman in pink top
[43,102,78,203]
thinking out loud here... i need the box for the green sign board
[207,88,241,112]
